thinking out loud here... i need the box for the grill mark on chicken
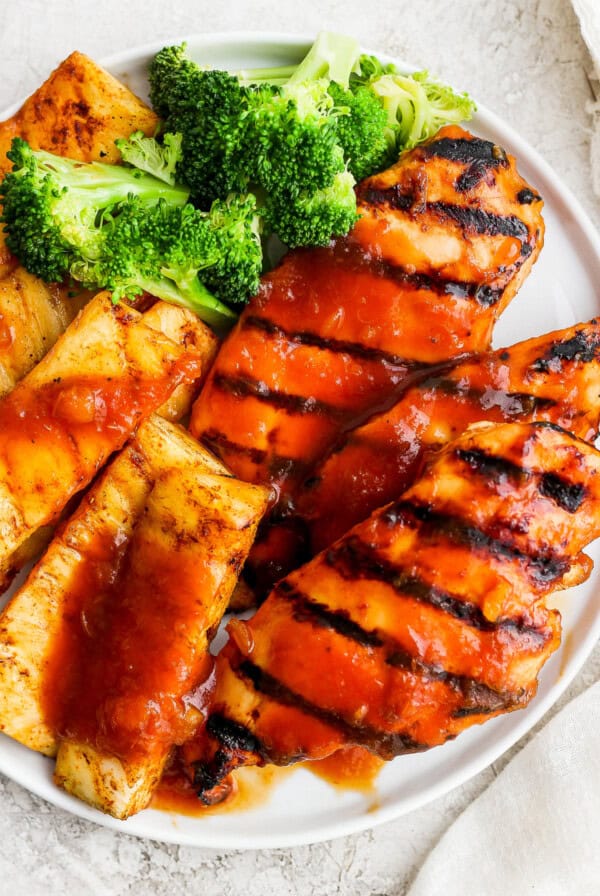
[456,448,528,484]
[455,448,588,512]
[454,160,497,193]
[200,428,268,465]
[539,474,586,513]
[359,184,530,243]
[387,650,522,716]
[275,580,523,711]
[517,188,542,204]
[417,375,557,416]
[325,536,550,642]
[212,372,346,419]
[192,713,267,799]
[242,315,411,368]
[422,136,510,194]
[427,202,530,241]
[367,262,505,307]
[381,500,571,587]
[276,579,384,648]
[531,329,600,372]
[206,713,265,756]
[234,658,428,758]
[424,136,508,166]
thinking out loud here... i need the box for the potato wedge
[0,51,158,177]
[0,415,268,819]
[143,301,218,421]
[0,272,91,398]
[0,437,153,755]
[0,293,203,590]
[55,453,267,818]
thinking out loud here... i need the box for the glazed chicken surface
[300,320,600,552]
[190,125,545,592]
[186,422,600,802]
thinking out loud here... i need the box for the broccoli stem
[287,32,360,87]
[140,274,237,329]
[235,64,297,86]
[34,148,190,208]
[234,31,360,89]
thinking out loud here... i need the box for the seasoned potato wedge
[144,301,218,421]
[55,743,167,821]
[0,293,204,590]
[0,416,268,819]
[0,51,158,177]
[0,438,153,755]
[0,272,91,397]
[55,453,267,818]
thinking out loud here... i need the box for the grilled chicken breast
[187,422,600,801]
[352,125,544,306]
[300,319,600,552]
[190,126,544,593]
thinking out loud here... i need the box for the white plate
[1,33,600,850]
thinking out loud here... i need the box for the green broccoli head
[67,197,240,328]
[200,193,263,304]
[0,138,260,328]
[0,137,189,283]
[115,131,183,185]
[69,195,260,327]
[149,44,249,208]
[353,56,476,153]
[265,168,357,248]
[245,83,345,197]
[0,138,76,281]
[149,43,349,206]
[328,82,391,182]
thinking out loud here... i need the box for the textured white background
[0,1,599,893]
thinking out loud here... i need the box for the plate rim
[0,30,599,850]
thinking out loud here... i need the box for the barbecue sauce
[151,746,382,817]
[41,526,217,761]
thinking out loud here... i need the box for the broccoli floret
[149,44,249,207]
[328,82,390,181]
[265,168,357,248]
[0,137,189,282]
[245,83,344,198]
[237,33,389,184]
[115,131,183,185]
[149,40,352,206]
[0,139,262,328]
[353,57,476,152]
[237,31,361,89]
[83,199,237,328]
[199,194,263,304]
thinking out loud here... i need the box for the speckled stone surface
[0,2,599,893]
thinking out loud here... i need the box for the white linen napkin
[572,0,600,195]
[407,680,600,896]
